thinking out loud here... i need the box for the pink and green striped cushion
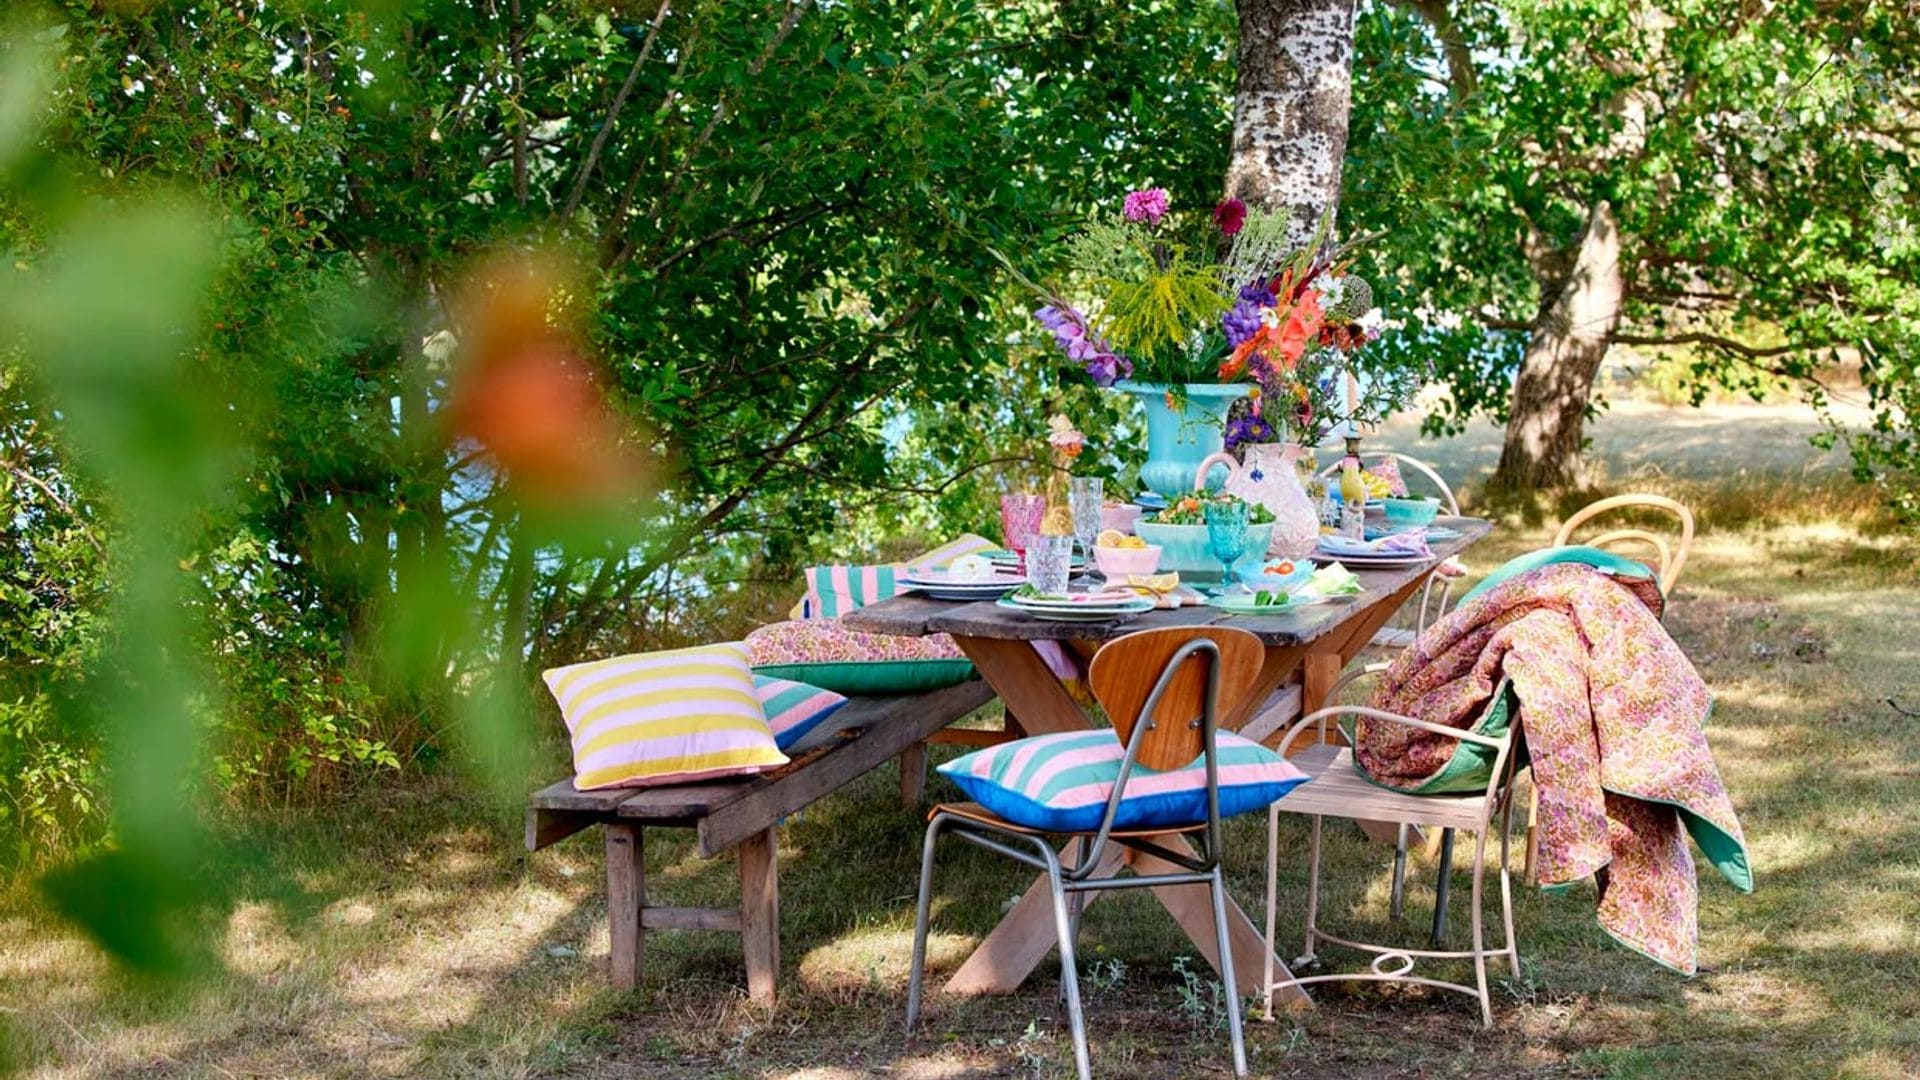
[543,642,788,790]
[753,675,848,752]
[789,534,999,619]
[937,729,1311,832]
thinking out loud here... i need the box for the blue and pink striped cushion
[753,675,847,751]
[937,730,1311,832]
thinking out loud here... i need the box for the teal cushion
[1458,545,1658,606]
[938,730,1311,832]
[751,659,975,695]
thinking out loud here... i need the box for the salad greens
[1148,492,1277,526]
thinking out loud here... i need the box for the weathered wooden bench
[526,677,997,1004]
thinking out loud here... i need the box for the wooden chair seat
[1278,744,1491,831]
[930,800,1207,838]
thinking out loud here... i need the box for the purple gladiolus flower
[1035,304,1129,387]
[1122,187,1170,225]
[1222,284,1277,348]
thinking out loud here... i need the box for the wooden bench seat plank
[694,678,995,857]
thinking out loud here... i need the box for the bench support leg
[898,742,928,809]
[606,823,644,991]
[739,827,780,1006]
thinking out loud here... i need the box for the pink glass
[998,493,1047,571]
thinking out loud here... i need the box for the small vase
[1112,380,1244,502]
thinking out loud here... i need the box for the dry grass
[4,404,1919,1079]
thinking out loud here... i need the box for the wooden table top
[842,517,1492,648]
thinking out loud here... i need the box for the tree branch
[561,0,673,220]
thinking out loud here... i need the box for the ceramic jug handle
[1192,452,1236,493]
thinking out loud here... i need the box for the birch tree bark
[1226,0,1361,246]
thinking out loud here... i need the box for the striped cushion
[790,534,999,619]
[937,730,1311,833]
[754,675,848,752]
[543,643,788,790]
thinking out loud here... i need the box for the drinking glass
[1027,535,1075,596]
[1204,499,1252,584]
[1068,477,1104,579]
[998,493,1046,572]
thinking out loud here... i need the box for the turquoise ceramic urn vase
[1113,381,1244,502]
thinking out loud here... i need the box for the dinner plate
[1312,553,1435,569]
[995,596,1154,621]
[1206,591,1357,614]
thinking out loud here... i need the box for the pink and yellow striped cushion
[936,729,1311,832]
[543,643,788,790]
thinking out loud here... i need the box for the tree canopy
[0,0,1914,969]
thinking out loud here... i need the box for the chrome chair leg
[1499,787,1521,977]
[905,814,947,1033]
[1042,848,1092,1080]
[1209,866,1249,1078]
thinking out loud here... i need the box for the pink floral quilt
[1357,561,1753,974]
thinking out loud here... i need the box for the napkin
[1321,531,1433,559]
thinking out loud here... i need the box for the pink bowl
[1099,503,1145,534]
[1093,543,1163,578]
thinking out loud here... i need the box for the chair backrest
[1552,493,1695,593]
[1316,450,1459,515]
[1089,626,1264,771]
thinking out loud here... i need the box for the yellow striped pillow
[542,642,788,790]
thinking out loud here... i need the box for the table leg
[942,841,1127,996]
[955,637,1090,734]
[1129,836,1310,1005]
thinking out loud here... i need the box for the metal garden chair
[1514,491,1697,881]
[906,626,1267,1080]
[1262,691,1524,1027]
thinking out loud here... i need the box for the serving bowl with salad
[1133,493,1276,578]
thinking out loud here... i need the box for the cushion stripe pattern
[753,675,848,752]
[543,642,788,790]
[937,729,1311,833]
[790,534,999,619]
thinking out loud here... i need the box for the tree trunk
[1492,201,1625,492]
[1227,0,1360,246]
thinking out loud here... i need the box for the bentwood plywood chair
[1262,693,1524,1027]
[906,627,1271,1080]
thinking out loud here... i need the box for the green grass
[4,483,1919,1078]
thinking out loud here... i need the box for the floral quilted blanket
[1356,560,1753,974]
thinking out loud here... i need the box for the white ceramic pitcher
[1192,442,1322,559]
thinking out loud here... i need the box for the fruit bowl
[1093,542,1163,578]
[1134,521,1275,577]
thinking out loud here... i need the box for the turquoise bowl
[1382,497,1442,527]
[1135,521,1275,578]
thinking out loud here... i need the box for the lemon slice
[1128,572,1180,592]
[1096,528,1127,549]
[1119,535,1148,550]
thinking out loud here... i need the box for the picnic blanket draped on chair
[1354,559,1753,974]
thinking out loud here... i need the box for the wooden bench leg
[898,742,928,809]
[607,823,644,990]
[738,828,780,1006]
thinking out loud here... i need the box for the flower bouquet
[1006,185,1416,500]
